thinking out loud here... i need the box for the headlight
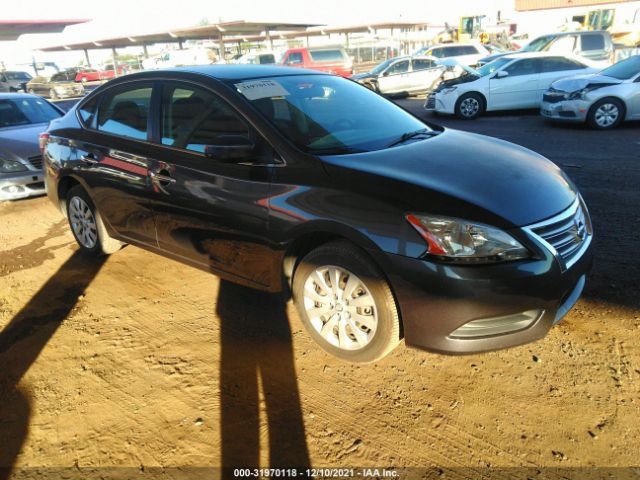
[567,89,586,100]
[406,214,530,263]
[441,87,457,95]
[0,158,28,173]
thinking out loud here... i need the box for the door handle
[81,153,99,164]
[150,170,176,184]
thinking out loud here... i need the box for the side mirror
[382,70,390,77]
[204,135,255,161]
[494,70,509,79]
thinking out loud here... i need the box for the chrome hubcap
[69,196,97,248]
[594,103,619,127]
[303,266,378,351]
[460,98,480,117]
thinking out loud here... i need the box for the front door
[149,81,275,289]
[489,58,540,110]
[377,59,410,94]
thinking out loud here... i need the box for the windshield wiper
[386,129,440,148]
[309,146,366,155]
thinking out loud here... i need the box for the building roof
[0,19,89,41]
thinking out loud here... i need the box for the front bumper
[541,99,589,123]
[424,92,455,114]
[0,171,46,201]
[373,220,593,354]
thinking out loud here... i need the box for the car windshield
[0,98,61,128]
[476,57,513,76]
[522,35,554,52]
[600,56,640,80]
[5,72,32,81]
[237,74,431,154]
[370,59,395,75]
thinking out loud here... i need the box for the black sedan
[42,65,593,362]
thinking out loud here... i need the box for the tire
[455,92,485,119]
[80,77,88,83]
[587,98,624,130]
[66,185,123,255]
[292,240,401,363]
[49,89,58,100]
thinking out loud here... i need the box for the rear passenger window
[160,83,249,153]
[412,59,436,70]
[429,49,444,58]
[97,86,152,140]
[309,49,345,62]
[540,57,585,72]
[460,46,479,55]
[581,34,605,51]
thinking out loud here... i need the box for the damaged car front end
[541,55,640,129]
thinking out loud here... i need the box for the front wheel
[587,98,624,130]
[292,241,401,363]
[455,92,485,119]
[66,185,123,255]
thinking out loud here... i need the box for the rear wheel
[292,241,401,363]
[587,98,624,130]
[455,92,485,119]
[66,185,123,255]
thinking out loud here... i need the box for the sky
[0,0,514,66]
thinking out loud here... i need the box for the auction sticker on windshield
[235,79,290,100]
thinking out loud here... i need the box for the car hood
[352,72,377,80]
[551,73,622,92]
[320,129,576,227]
[0,123,46,160]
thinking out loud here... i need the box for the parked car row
[425,53,640,130]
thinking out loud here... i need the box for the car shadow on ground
[216,280,310,475]
[0,250,106,480]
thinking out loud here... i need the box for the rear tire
[455,92,485,119]
[587,98,624,130]
[66,185,123,255]
[292,240,401,363]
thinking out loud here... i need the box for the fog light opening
[449,309,543,339]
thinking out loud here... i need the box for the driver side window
[160,83,250,154]
[387,60,409,75]
[503,59,537,77]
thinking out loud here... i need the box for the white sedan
[424,52,600,119]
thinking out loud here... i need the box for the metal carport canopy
[37,20,322,51]
[0,19,89,41]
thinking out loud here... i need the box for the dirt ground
[1,189,639,480]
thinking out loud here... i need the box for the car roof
[430,43,485,48]
[0,92,39,100]
[498,51,583,60]
[123,65,329,82]
[540,30,607,37]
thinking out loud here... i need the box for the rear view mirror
[204,135,255,161]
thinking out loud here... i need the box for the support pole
[142,44,149,58]
[218,35,225,62]
[266,29,273,50]
[111,47,119,77]
[83,48,91,67]
[178,39,184,50]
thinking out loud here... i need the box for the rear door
[72,82,158,246]
[537,57,588,101]
[578,33,610,62]
[148,81,274,288]
[489,58,540,109]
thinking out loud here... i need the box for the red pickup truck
[280,47,353,77]
[75,65,126,83]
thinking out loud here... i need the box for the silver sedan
[0,93,63,201]
[541,55,640,129]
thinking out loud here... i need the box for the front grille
[543,92,566,104]
[28,155,43,170]
[425,94,436,109]
[527,198,592,270]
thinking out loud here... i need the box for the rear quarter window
[309,49,346,62]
